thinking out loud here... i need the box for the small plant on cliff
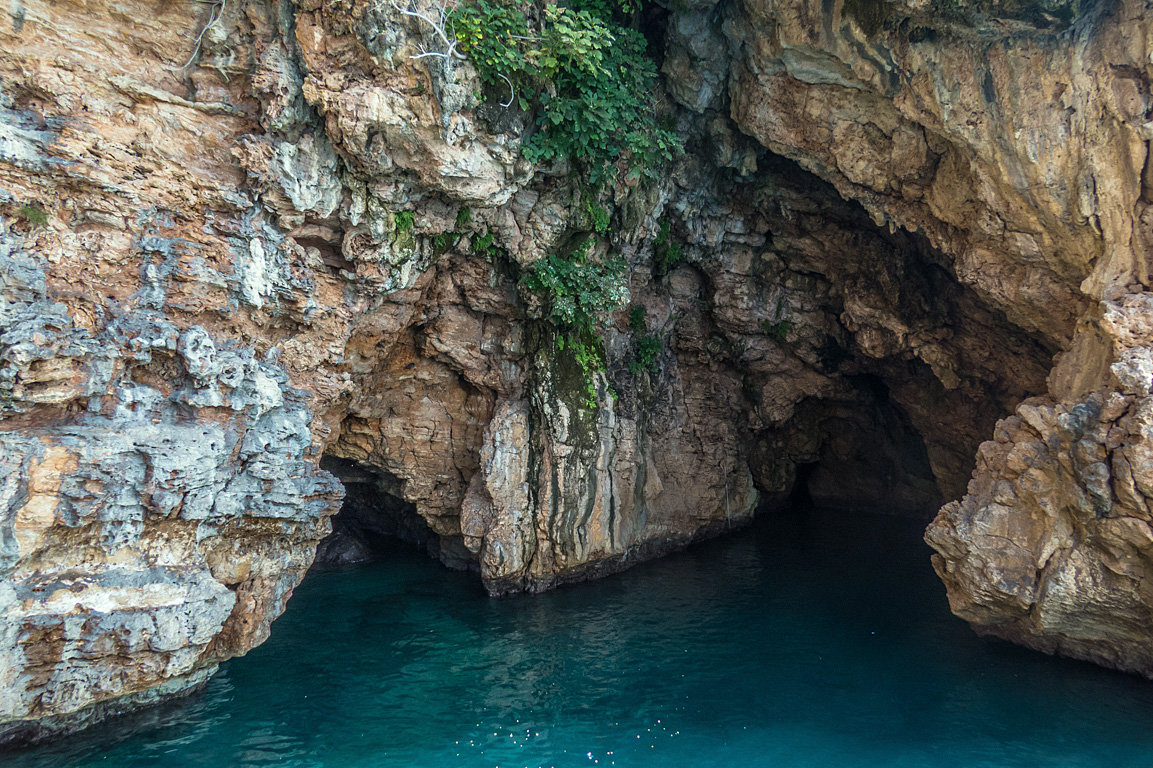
[470,228,503,259]
[17,203,48,230]
[630,335,661,374]
[432,231,460,254]
[522,237,628,408]
[557,329,609,410]
[626,304,662,375]
[586,197,611,235]
[394,210,416,235]
[762,297,792,342]
[763,318,792,342]
[653,219,684,276]
[628,304,647,334]
[430,208,477,255]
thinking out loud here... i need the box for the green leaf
[452,0,682,184]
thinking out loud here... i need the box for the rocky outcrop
[688,0,1153,676]
[926,294,1153,675]
[0,0,766,739]
[1,0,1151,744]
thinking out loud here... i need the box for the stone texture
[659,0,1153,677]
[926,295,1153,675]
[723,0,1138,340]
[2,0,1152,744]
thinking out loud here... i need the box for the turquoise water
[10,507,1153,768]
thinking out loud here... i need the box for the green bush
[521,238,628,335]
[570,0,640,20]
[394,211,416,235]
[452,0,680,184]
[17,203,47,229]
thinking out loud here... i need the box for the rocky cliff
[1,0,1150,744]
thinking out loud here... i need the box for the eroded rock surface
[1,0,1151,744]
[668,0,1153,677]
[927,294,1153,675]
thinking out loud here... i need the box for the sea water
[9,507,1153,768]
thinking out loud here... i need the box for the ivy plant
[449,0,680,406]
[521,238,627,334]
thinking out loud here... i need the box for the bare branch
[173,0,226,71]
[390,0,466,61]
[497,72,514,108]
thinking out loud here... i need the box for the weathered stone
[3,0,1153,744]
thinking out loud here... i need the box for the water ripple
[9,508,1153,767]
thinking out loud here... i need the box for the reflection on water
[9,507,1153,768]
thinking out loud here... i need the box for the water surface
[11,507,1153,767]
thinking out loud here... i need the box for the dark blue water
[11,507,1153,768]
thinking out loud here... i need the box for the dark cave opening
[802,374,943,518]
[652,145,1054,529]
[313,456,445,571]
[637,1,672,59]
[787,461,819,508]
[753,374,946,523]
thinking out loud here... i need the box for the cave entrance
[312,456,441,571]
[787,461,819,508]
[768,375,944,520]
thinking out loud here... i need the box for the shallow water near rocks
[11,506,1153,768]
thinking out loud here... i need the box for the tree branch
[174,0,226,71]
[390,0,466,61]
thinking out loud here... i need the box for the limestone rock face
[0,0,767,739]
[926,295,1153,675]
[1,0,1152,744]
[663,0,1153,676]
[723,0,1144,339]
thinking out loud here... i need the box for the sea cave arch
[8,0,1153,745]
[301,151,1059,601]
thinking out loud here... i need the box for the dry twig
[389,0,466,61]
[174,0,227,71]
